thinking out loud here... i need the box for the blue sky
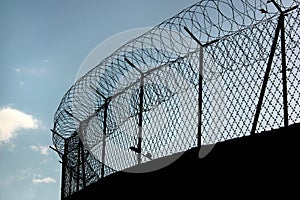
[0,0,199,199]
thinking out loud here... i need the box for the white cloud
[0,168,33,188]
[14,66,47,77]
[15,68,21,74]
[28,67,46,76]
[19,80,24,86]
[30,145,49,155]
[20,168,33,181]
[32,177,56,184]
[0,106,40,142]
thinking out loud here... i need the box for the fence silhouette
[51,0,300,198]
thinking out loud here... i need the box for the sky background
[0,0,199,199]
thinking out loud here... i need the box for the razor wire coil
[52,0,300,197]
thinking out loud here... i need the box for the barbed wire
[51,0,300,198]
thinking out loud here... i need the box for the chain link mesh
[51,0,300,198]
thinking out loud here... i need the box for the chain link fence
[51,0,300,198]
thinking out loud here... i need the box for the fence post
[61,139,68,200]
[280,14,289,127]
[101,98,109,178]
[198,46,203,148]
[125,58,144,164]
[80,139,86,188]
[76,137,80,192]
[183,26,207,149]
[250,15,282,135]
[137,74,144,164]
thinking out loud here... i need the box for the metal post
[80,140,86,188]
[198,46,203,148]
[68,168,72,197]
[268,0,298,130]
[184,26,216,149]
[90,85,109,178]
[251,16,282,135]
[280,14,289,127]
[76,139,80,192]
[137,74,144,164]
[61,140,67,200]
[125,58,144,164]
[101,99,108,178]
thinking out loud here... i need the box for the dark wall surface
[66,123,300,199]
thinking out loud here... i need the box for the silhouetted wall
[66,123,300,199]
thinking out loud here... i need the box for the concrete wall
[66,123,300,199]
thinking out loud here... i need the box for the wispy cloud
[30,145,49,155]
[20,168,33,181]
[0,142,17,151]
[14,65,47,77]
[0,106,40,142]
[15,68,21,74]
[28,67,46,77]
[19,80,24,86]
[0,168,33,187]
[32,177,56,184]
